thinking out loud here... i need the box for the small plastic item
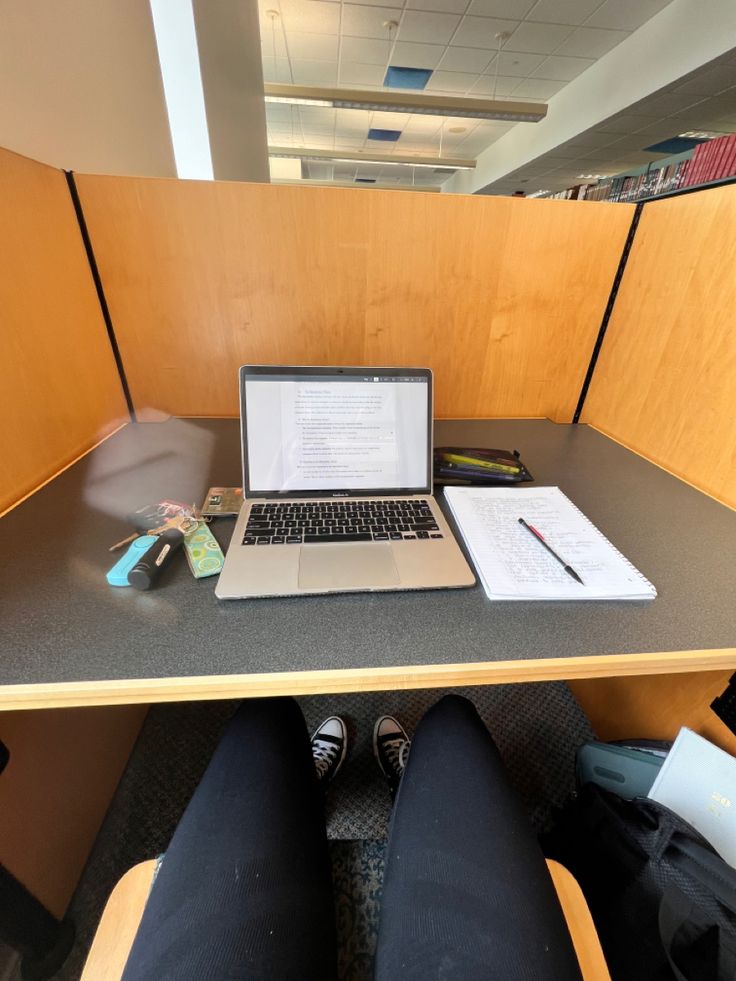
[106,536,158,587]
[183,521,225,578]
[128,528,184,590]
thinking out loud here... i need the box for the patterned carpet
[45,683,593,980]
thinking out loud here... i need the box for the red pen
[518,518,585,585]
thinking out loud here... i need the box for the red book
[720,134,736,178]
[676,158,691,189]
[694,140,715,186]
[687,143,705,186]
[710,136,728,181]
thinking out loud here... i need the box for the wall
[582,184,736,508]
[76,175,635,421]
[0,147,129,514]
[0,0,175,177]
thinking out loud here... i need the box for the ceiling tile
[340,36,391,64]
[341,5,403,39]
[596,113,662,133]
[266,103,295,122]
[407,0,469,12]
[398,10,462,43]
[298,105,339,124]
[606,132,663,150]
[672,64,736,97]
[334,106,372,129]
[531,54,594,80]
[632,120,689,139]
[502,21,575,53]
[541,146,583,158]
[585,0,673,31]
[451,16,521,49]
[526,0,604,26]
[370,110,412,127]
[271,0,341,34]
[290,58,339,84]
[425,70,480,92]
[470,74,522,96]
[631,91,704,115]
[554,26,630,58]
[562,129,618,147]
[489,49,549,75]
[668,102,730,124]
[390,40,447,68]
[404,114,445,131]
[261,56,292,83]
[338,61,387,85]
[467,0,537,16]
[512,77,566,98]
[439,46,495,72]
[579,147,630,162]
[287,32,339,60]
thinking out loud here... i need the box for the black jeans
[121,695,582,981]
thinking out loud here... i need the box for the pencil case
[433,447,534,485]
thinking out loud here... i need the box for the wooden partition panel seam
[75,176,634,422]
[0,147,129,513]
[581,184,736,508]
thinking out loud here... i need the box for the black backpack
[542,784,736,981]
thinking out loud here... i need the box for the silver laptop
[216,365,475,599]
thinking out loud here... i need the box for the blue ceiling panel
[384,66,432,90]
[368,128,402,142]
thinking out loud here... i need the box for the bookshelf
[546,132,736,204]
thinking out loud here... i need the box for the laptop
[216,365,476,599]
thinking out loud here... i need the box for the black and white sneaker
[373,715,411,798]
[311,716,348,786]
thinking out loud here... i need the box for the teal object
[184,522,225,578]
[106,536,157,586]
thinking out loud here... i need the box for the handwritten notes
[444,486,656,601]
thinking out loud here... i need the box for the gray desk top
[2,419,735,705]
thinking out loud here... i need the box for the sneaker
[311,716,348,786]
[373,715,411,797]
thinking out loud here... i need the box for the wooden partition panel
[582,185,736,508]
[76,176,634,421]
[0,705,147,917]
[0,148,129,514]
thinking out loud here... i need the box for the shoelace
[313,738,340,780]
[383,736,411,775]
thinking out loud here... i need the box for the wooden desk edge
[2,649,735,711]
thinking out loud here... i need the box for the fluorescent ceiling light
[268,145,475,170]
[577,173,611,179]
[266,96,334,107]
[264,83,546,123]
[150,0,213,180]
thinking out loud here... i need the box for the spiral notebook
[444,486,656,601]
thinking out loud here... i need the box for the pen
[518,518,585,585]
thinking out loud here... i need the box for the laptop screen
[240,366,431,497]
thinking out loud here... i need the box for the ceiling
[486,47,736,196]
[258,0,680,188]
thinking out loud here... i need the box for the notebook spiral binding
[562,492,657,597]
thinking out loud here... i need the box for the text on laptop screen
[245,374,429,493]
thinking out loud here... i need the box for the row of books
[545,132,736,203]
[680,133,736,188]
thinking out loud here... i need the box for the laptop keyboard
[242,500,444,545]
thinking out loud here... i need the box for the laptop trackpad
[298,544,400,590]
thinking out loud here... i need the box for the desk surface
[2,419,735,709]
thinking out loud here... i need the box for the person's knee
[428,692,478,721]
